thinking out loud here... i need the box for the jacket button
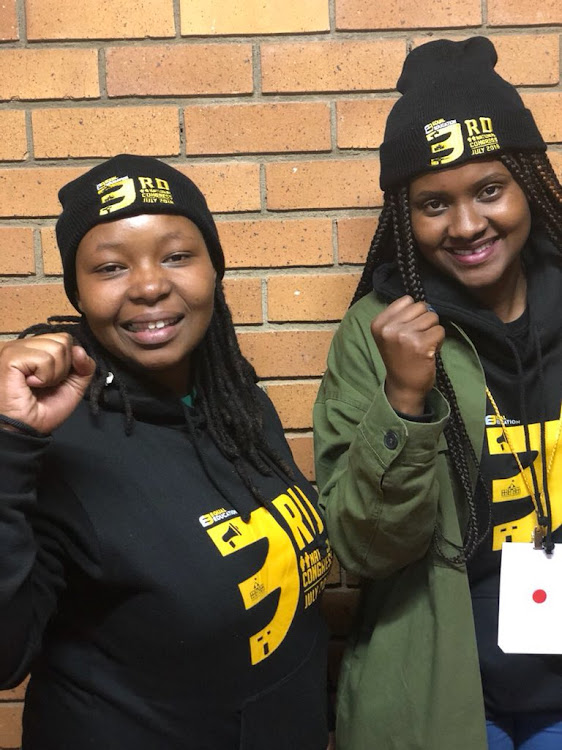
[384,430,399,450]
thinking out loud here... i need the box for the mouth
[122,316,182,333]
[120,314,184,346]
[444,238,498,264]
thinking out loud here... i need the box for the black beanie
[56,154,225,309]
[379,37,546,191]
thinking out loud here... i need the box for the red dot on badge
[532,589,547,604]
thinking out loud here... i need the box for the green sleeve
[313,296,450,579]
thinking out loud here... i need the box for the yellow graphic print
[205,486,330,665]
[487,406,562,550]
[464,116,500,158]
[425,118,464,166]
[97,176,136,215]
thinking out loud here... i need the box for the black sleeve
[0,429,101,688]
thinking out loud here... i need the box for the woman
[314,37,562,750]
[0,154,332,749]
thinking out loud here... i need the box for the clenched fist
[0,333,95,435]
[371,295,444,416]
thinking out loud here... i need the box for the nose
[127,262,172,304]
[447,200,488,241]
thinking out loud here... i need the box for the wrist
[384,382,426,417]
[0,413,46,437]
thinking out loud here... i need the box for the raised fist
[0,333,95,435]
[371,295,444,416]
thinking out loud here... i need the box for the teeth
[126,318,177,332]
[451,241,493,256]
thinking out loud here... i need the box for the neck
[472,261,527,323]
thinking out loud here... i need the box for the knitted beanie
[56,154,225,309]
[379,37,546,191]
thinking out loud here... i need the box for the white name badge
[498,542,562,654]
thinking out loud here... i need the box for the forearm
[0,429,51,685]
[315,385,449,579]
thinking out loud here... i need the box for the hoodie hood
[372,230,562,369]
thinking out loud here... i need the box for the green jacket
[314,292,488,750]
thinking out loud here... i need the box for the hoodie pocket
[239,633,328,750]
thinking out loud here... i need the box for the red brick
[335,0,481,29]
[0,284,74,333]
[488,0,561,26]
[266,158,382,211]
[178,163,261,213]
[0,168,85,218]
[40,227,62,275]
[267,273,359,322]
[412,34,560,86]
[0,228,35,275]
[337,217,378,265]
[106,44,253,97]
[238,330,333,378]
[0,702,22,749]
[521,93,562,144]
[261,40,405,93]
[0,112,27,161]
[266,381,320,430]
[337,99,396,150]
[26,0,175,39]
[0,0,18,39]
[185,102,330,155]
[180,0,329,35]
[494,35,559,86]
[218,219,333,269]
[223,277,262,324]
[0,678,27,701]
[0,49,99,101]
[32,107,179,158]
[287,434,314,481]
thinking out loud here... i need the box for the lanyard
[485,387,562,548]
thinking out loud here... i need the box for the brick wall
[0,0,560,745]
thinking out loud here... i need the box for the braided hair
[352,150,562,563]
[20,280,293,508]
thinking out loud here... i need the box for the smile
[443,239,498,265]
[123,316,182,333]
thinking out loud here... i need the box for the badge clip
[533,526,545,550]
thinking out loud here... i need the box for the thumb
[67,346,96,393]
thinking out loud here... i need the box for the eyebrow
[91,231,197,252]
[411,171,509,200]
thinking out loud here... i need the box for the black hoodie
[373,230,562,716]
[0,356,331,749]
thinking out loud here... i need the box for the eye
[95,263,125,275]
[421,198,446,215]
[479,183,501,201]
[164,251,192,265]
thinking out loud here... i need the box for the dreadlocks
[351,150,562,563]
[19,281,293,508]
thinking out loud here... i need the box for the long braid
[396,186,489,562]
[350,148,561,562]
[501,151,562,248]
[19,284,294,508]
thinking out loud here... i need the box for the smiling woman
[313,37,562,750]
[75,214,217,394]
[0,155,332,750]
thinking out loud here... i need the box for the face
[409,159,531,310]
[75,214,216,394]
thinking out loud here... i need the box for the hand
[0,333,95,435]
[370,295,444,416]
